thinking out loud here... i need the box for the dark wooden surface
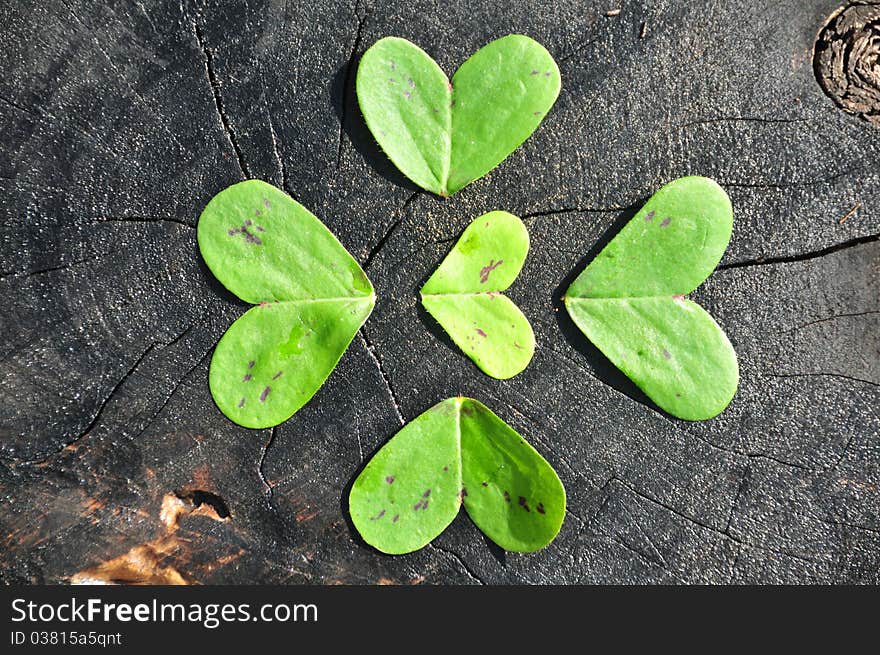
[1,0,878,584]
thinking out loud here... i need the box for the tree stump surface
[1,0,878,584]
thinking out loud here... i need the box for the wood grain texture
[1,0,878,584]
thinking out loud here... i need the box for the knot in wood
[814,2,880,126]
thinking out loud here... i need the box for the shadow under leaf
[330,61,421,193]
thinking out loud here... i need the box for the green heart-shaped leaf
[564,176,739,421]
[421,211,535,379]
[357,35,561,196]
[349,397,565,554]
[198,180,375,428]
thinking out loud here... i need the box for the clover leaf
[564,176,739,421]
[198,180,375,428]
[349,397,565,554]
[421,211,534,379]
[356,35,561,196]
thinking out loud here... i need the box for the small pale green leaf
[357,35,560,196]
[564,176,738,421]
[198,180,375,428]
[349,398,565,554]
[421,211,535,379]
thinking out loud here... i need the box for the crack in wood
[768,371,880,389]
[779,310,880,335]
[558,37,600,63]
[50,341,159,456]
[191,16,250,179]
[718,233,879,270]
[0,251,115,282]
[724,467,749,534]
[12,322,202,466]
[358,328,404,426]
[427,542,486,585]
[686,429,815,472]
[608,475,825,566]
[363,220,402,271]
[362,191,419,270]
[0,92,38,118]
[264,97,291,196]
[257,426,277,501]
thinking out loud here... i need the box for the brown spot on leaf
[518,496,531,512]
[644,210,655,222]
[385,476,395,484]
[503,491,511,502]
[370,509,386,521]
[228,219,265,245]
[660,217,671,227]
[536,503,546,514]
[479,259,503,283]
[476,328,487,337]
[260,386,271,402]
